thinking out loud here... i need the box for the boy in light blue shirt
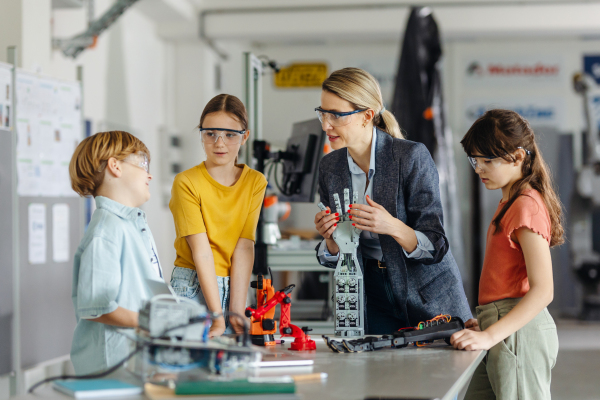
[69,131,163,375]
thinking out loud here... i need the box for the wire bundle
[415,314,452,347]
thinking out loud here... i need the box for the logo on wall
[584,55,600,85]
[464,56,563,85]
[463,97,566,129]
[466,62,483,76]
[466,105,555,122]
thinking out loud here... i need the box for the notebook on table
[52,379,143,398]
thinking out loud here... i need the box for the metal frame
[243,52,263,165]
[7,45,22,396]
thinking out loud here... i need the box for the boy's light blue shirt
[70,196,163,375]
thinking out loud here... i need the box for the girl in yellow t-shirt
[169,94,267,337]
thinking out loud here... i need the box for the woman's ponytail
[375,109,403,139]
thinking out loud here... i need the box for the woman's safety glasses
[200,128,246,145]
[315,107,367,127]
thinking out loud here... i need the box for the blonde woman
[313,68,472,334]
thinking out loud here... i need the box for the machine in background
[570,72,600,320]
[253,118,327,274]
[262,194,291,245]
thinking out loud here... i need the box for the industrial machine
[245,274,317,351]
[319,188,365,337]
[571,72,600,320]
[323,315,464,353]
[262,194,291,245]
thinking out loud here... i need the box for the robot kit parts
[245,274,317,351]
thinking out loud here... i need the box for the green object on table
[175,380,296,395]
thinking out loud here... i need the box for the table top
[263,339,484,400]
[18,338,484,400]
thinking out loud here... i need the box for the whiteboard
[15,71,82,197]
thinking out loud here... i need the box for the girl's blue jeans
[170,266,232,334]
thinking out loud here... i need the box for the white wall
[0,0,175,391]
[51,1,175,281]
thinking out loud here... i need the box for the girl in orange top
[452,109,562,400]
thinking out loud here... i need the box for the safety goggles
[467,155,503,171]
[123,152,150,173]
[467,147,531,171]
[199,128,246,145]
[315,107,367,127]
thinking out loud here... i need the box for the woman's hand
[314,207,338,239]
[465,318,480,331]
[450,329,496,351]
[349,195,403,236]
[349,196,418,253]
[209,317,226,338]
[315,207,340,255]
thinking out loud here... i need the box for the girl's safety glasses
[467,147,531,172]
[467,155,503,172]
[315,107,367,127]
[200,128,246,145]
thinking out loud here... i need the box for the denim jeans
[170,266,232,334]
[363,259,406,334]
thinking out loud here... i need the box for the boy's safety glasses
[200,128,246,145]
[123,152,150,173]
[315,107,367,127]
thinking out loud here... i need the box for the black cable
[273,161,289,196]
[28,345,142,393]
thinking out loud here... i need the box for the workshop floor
[458,318,600,400]
[551,319,600,400]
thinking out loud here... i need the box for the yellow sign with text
[274,63,328,88]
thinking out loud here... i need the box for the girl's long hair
[461,109,564,247]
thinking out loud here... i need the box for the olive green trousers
[464,298,559,400]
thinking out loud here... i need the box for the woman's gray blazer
[315,129,472,327]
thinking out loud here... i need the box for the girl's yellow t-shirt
[169,162,267,277]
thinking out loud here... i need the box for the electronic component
[138,294,207,340]
[322,315,464,353]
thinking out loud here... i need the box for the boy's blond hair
[69,131,150,197]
